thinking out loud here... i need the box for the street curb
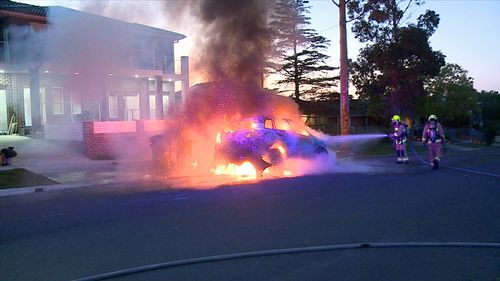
[0,178,138,198]
[0,182,88,197]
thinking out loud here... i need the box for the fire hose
[407,142,500,179]
[72,241,500,281]
[383,133,500,178]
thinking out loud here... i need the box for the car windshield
[232,118,261,130]
[285,119,312,136]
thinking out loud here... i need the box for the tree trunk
[339,0,350,135]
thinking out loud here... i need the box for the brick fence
[83,120,171,159]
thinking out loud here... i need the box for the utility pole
[333,0,350,136]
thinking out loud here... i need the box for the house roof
[0,0,185,41]
[0,0,47,16]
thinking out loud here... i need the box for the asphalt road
[1,148,499,281]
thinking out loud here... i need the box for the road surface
[1,148,499,281]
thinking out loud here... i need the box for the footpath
[0,135,152,197]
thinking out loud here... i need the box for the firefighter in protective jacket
[390,115,409,164]
[422,114,445,169]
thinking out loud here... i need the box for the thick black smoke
[191,0,275,86]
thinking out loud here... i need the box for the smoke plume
[190,0,275,85]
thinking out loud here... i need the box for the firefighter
[389,115,409,164]
[422,114,445,169]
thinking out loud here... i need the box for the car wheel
[315,146,328,155]
[267,148,284,165]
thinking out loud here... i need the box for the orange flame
[212,161,257,181]
[269,142,287,157]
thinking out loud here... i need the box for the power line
[318,24,339,33]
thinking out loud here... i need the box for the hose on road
[73,241,500,281]
[408,142,500,179]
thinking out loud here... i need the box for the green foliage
[420,63,479,128]
[478,90,500,144]
[347,0,425,43]
[348,0,445,119]
[479,90,500,121]
[482,120,499,145]
[268,0,339,101]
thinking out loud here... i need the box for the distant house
[298,99,384,135]
[0,0,188,140]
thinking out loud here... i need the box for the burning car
[150,115,328,178]
[214,116,328,175]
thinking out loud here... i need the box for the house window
[149,95,156,120]
[0,27,8,62]
[0,89,7,131]
[71,92,82,115]
[72,103,82,115]
[131,39,155,69]
[124,94,140,121]
[52,87,64,115]
[108,94,118,119]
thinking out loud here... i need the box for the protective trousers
[427,142,443,163]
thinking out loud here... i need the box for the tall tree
[268,0,339,101]
[420,63,479,127]
[347,0,445,120]
[478,90,500,144]
[479,90,500,122]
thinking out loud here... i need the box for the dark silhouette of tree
[478,90,500,144]
[347,0,445,119]
[268,0,339,101]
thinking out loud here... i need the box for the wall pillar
[180,56,189,107]
[139,78,150,120]
[155,75,163,120]
[29,67,42,137]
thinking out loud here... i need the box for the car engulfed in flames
[213,116,328,177]
[150,114,329,182]
[148,81,331,182]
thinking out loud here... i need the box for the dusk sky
[19,0,500,92]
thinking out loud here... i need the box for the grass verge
[0,168,58,189]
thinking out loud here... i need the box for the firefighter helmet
[428,114,437,121]
[392,115,401,122]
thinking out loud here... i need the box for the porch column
[155,75,163,120]
[29,67,42,137]
[139,78,150,120]
[180,56,189,106]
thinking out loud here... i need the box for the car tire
[315,146,328,155]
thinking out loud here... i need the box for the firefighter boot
[402,157,409,164]
[432,157,440,170]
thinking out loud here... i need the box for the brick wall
[83,120,172,159]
